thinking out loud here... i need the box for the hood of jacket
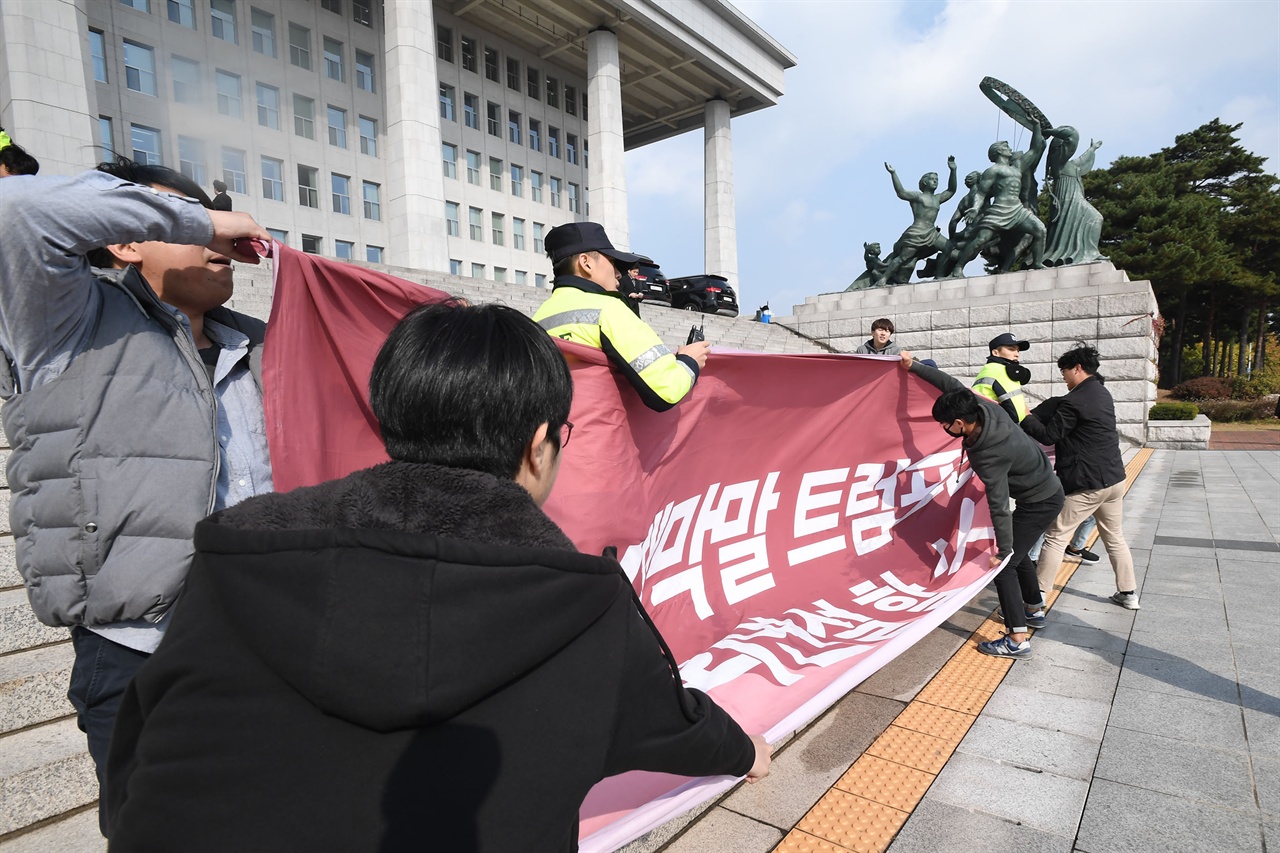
[985,355,1031,385]
[192,461,627,732]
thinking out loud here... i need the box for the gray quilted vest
[1,266,265,627]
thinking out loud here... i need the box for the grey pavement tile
[1106,685,1247,751]
[1075,779,1263,853]
[1255,753,1280,818]
[956,714,1102,781]
[1094,726,1257,811]
[1015,640,1123,676]
[923,751,1090,838]
[720,692,903,829]
[1267,815,1280,853]
[1233,642,1280,678]
[1130,592,1227,621]
[1035,622,1130,656]
[1244,706,1280,758]
[981,683,1112,741]
[1000,654,1121,703]
[1046,603,1139,634]
[659,806,782,853]
[887,797,1073,853]
[1127,629,1238,673]
[1137,575,1224,600]
[1118,654,1244,705]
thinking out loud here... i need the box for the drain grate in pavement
[1153,535,1280,552]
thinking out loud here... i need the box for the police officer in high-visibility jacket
[534,222,710,412]
[974,332,1032,422]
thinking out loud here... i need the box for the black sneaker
[1065,546,1101,564]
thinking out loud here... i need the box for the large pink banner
[261,248,998,851]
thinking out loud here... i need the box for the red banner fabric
[261,247,998,851]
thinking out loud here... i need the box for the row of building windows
[447,259,546,288]
[443,203,552,255]
[436,24,586,120]
[91,21,376,97]
[438,86,585,164]
[117,0,373,36]
[277,231,382,262]
[98,115,382,218]
[440,144,583,213]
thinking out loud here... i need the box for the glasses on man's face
[558,421,574,449]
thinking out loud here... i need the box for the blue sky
[623,0,1280,317]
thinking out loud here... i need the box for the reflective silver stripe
[678,359,696,382]
[974,377,997,387]
[537,309,601,330]
[996,390,1016,402]
[629,344,672,373]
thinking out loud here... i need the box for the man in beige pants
[1020,344,1138,609]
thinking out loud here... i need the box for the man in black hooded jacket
[1021,344,1138,609]
[105,302,770,852]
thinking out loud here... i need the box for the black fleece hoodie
[105,461,753,853]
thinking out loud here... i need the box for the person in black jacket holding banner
[1021,344,1138,609]
[901,352,1064,658]
[106,302,770,852]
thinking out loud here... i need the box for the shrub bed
[1149,402,1198,420]
[1197,399,1278,422]
[1170,377,1232,401]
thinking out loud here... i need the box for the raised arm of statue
[939,156,958,203]
[1075,139,1102,174]
[885,163,911,200]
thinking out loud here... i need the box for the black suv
[626,255,671,305]
[667,274,739,317]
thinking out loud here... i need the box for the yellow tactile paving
[865,725,956,775]
[770,449,1156,853]
[833,754,935,812]
[891,702,975,743]
[793,788,910,852]
[775,829,859,853]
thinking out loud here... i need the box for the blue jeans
[1028,515,1096,562]
[68,627,151,834]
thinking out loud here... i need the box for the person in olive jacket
[105,302,771,853]
[1020,344,1139,610]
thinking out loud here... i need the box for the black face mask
[942,423,965,439]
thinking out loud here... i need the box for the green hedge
[1149,402,1199,420]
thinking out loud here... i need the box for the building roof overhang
[443,0,796,148]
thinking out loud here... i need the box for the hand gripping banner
[262,247,1000,851]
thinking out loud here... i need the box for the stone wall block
[827,318,857,338]
[970,304,1010,328]
[931,308,971,331]
[1103,358,1153,381]
[1053,317,1101,343]
[931,327,970,350]
[993,277,1026,295]
[1099,292,1154,318]
[1053,296,1102,321]
[1107,380,1152,404]
[1010,299,1054,324]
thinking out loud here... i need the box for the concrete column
[0,0,97,176]
[586,28,629,247]
[383,0,449,271]
[704,98,739,298]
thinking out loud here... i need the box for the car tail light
[635,274,647,281]
[706,287,721,293]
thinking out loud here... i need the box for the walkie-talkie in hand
[686,324,705,345]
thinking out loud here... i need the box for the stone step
[0,591,64,657]
[0,643,75,735]
[0,717,97,836]
[0,807,104,852]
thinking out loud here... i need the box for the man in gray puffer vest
[0,159,272,815]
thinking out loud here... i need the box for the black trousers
[995,485,1065,634]
[68,627,151,834]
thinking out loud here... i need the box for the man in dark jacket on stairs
[106,302,770,852]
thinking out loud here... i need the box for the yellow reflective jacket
[974,358,1028,421]
[534,276,699,412]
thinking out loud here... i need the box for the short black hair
[213,179,227,193]
[1057,343,1101,375]
[871,318,895,334]
[87,157,214,268]
[0,142,39,175]
[370,301,573,479]
[932,389,981,425]
[551,250,600,279]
